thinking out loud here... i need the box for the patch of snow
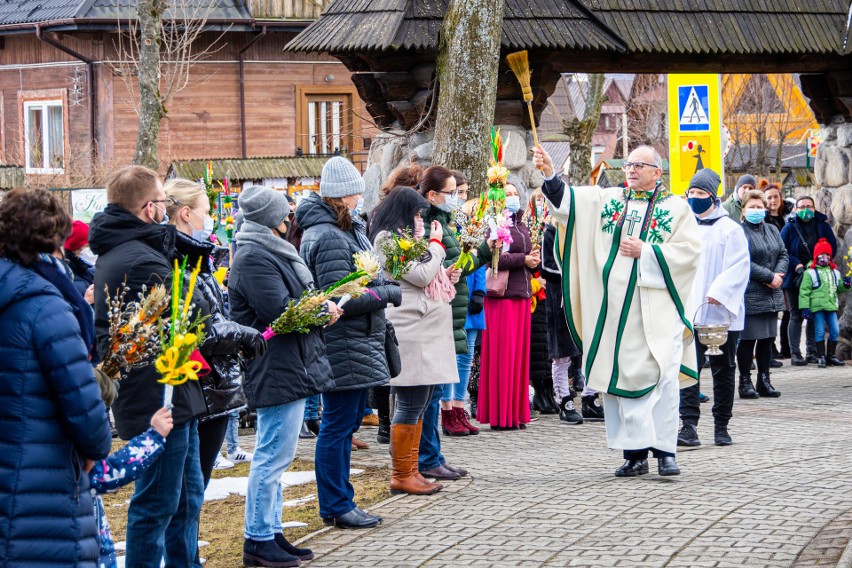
[204,469,363,501]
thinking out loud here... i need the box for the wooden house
[0,0,377,189]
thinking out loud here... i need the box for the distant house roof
[287,0,626,53]
[168,156,329,181]
[541,142,571,175]
[0,166,24,190]
[725,144,810,172]
[287,0,849,56]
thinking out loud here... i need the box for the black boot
[677,423,700,447]
[559,396,583,424]
[657,456,681,476]
[274,533,313,561]
[305,419,320,436]
[243,538,300,567]
[755,372,781,398]
[376,410,390,444]
[791,353,807,366]
[827,340,845,366]
[738,375,759,399]
[714,422,733,446]
[581,394,605,421]
[532,378,558,415]
[569,357,586,393]
[298,422,315,439]
[542,376,560,414]
[615,458,649,477]
[816,341,826,368]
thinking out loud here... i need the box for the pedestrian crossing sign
[667,74,724,195]
[678,86,710,131]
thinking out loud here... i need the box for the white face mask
[504,196,521,213]
[79,246,97,265]
[190,210,215,242]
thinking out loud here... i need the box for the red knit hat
[811,238,835,269]
[64,220,89,252]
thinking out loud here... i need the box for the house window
[24,100,64,174]
[296,86,360,158]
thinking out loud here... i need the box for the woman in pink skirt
[478,183,540,430]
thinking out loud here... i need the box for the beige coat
[384,240,460,387]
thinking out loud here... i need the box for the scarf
[33,253,96,361]
[235,219,314,288]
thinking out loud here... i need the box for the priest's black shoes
[614,458,649,477]
[657,456,681,476]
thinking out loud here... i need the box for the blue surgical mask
[437,195,459,213]
[688,196,714,215]
[192,216,215,242]
[349,197,364,217]
[744,209,766,224]
[505,196,521,213]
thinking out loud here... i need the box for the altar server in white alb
[676,168,750,450]
[533,145,701,478]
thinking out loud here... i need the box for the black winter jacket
[174,232,261,420]
[542,224,581,359]
[529,300,552,385]
[779,211,837,289]
[229,241,334,409]
[89,205,207,439]
[423,206,492,354]
[296,192,402,392]
[0,259,112,567]
[743,220,789,315]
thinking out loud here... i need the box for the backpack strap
[808,268,821,289]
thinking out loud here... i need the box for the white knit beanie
[319,156,364,198]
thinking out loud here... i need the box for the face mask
[349,197,364,217]
[437,195,459,213]
[688,196,714,215]
[79,246,97,265]
[505,196,521,213]
[817,254,831,267]
[744,209,766,224]
[152,204,169,225]
[797,208,815,222]
[413,217,425,239]
[191,213,215,242]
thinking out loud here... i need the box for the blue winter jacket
[779,212,837,289]
[0,259,112,567]
[464,266,487,331]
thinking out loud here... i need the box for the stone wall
[362,125,544,213]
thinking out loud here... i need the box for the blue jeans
[418,384,445,470]
[225,410,240,454]
[813,310,840,342]
[443,329,478,402]
[304,395,320,421]
[125,419,204,568]
[315,388,368,518]
[244,399,306,540]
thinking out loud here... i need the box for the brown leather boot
[390,424,439,495]
[412,421,443,491]
[454,407,479,435]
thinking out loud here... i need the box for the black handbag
[791,222,811,289]
[384,320,402,378]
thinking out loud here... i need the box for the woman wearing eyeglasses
[418,165,492,480]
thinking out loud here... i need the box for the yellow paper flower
[398,239,413,251]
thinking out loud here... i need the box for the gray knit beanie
[735,174,757,193]
[320,156,364,198]
[239,185,289,229]
[689,168,721,200]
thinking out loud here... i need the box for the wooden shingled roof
[287,0,626,52]
[287,0,850,57]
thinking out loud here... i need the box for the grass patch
[102,455,391,567]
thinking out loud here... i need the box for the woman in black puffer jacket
[297,157,401,529]
[165,179,267,488]
[737,190,788,398]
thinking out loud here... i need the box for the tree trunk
[432,0,505,197]
[133,0,166,170]
[564,73,605,185]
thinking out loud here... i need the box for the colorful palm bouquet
[485,127,513,276]
[262,251,380,339]
[378,228,431,280]
[156,257,209,407]
[527,197,547,249]
[98,280,169,381]
[454,209,488,270]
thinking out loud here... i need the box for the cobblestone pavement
[248,364,852,567]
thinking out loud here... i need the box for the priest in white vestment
[534,145,701,477]
[677,168,750,448]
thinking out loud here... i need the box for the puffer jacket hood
[295,191,338,231]
[0,258,50,312]
[89,204,177,259]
